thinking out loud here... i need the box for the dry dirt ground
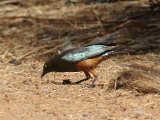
[0,0,160,120]
[0,54,160,120]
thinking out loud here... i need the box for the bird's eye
[44,64,48,69]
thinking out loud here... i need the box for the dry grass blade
[0,0,20,6]
[37,43,66,57]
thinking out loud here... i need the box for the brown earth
[0,0,160,119]
[0,54,160,120]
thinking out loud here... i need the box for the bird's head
[41,58,56,78]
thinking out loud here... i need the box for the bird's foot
[89,76,97,88]
[88,84,96,88]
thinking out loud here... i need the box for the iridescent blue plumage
[61,45,116,62]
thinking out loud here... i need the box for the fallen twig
[0,0,20,6]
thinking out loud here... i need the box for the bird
[41,44,127,87]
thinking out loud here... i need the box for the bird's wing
[61,45,115,62]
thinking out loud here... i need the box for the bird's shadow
[49,78,90,85]
[62,78,89,85]
[49,78,107,88]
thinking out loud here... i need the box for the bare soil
[0,54,160,120]
[0,0,160,119]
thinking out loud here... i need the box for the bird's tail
[102,47,129,57]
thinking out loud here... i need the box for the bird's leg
[74,71,91,84]
[84,71,92,80]
[89,69,98,88]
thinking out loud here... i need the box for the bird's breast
[76,56,107,71]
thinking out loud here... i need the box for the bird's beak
[41,71,46,78]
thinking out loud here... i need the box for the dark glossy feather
[61,45,116,62]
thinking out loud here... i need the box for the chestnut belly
[76,56,105,71]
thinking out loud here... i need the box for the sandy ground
[0,55,160,120]
[0,0,160,119]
